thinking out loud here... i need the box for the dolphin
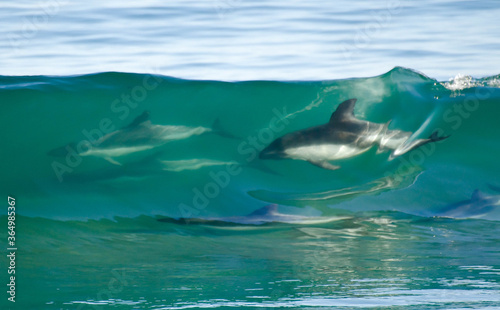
[48,111,213,165]
[431,190,500,219]
[158,204,347,225]
[259,98,449,170]
[61,155,239,183]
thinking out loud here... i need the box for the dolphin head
[259,137,287,160]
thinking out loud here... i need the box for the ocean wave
[1,67,499,221]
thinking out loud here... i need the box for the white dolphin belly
[284,144,370,161]
[81,145,155,158]
[153,125,211,141]
[84,126,211,160]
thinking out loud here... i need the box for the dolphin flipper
[104,157,122,166]
[308,160,340,170]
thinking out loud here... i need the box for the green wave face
[1,67,500,220]
[2,68,500,310]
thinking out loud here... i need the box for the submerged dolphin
[431,190,500,219]
[159,205,345,225]
[259,98,449,170]
[49,111,213,165]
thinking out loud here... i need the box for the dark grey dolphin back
[247,204,279,217]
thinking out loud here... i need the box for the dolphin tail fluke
[391,130,450,158]
[429,130,450,142]
[211,118,239,139]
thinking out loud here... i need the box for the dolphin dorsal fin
[471,189,486,201]
[247,204,279,217]
[124,111,150,129]
[329,98,357,124]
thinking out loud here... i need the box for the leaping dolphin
[48,111,213,165]
[259,98,449,170]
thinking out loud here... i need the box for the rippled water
[1,0,500,80]
[1,1,500,310]
[12,213,500,309]
[1,67,500,309]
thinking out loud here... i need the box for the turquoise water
[1,68,500,309]
[2,0,500,309]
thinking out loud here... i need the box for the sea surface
[1,0,500,80]
[1,1,500,310]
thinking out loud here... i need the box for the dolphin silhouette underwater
[48,111,217,165]
[158,204,346,225]
[430,189,500,219]
[259,98,449,170]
